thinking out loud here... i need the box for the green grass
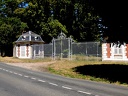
[48,59,128,87]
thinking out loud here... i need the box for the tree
[48,0,100,42]
[18,0,100,42]
[0,0,28,56]
[0,0,20,17]
[69,0,99,42]
[14,0,68,43]
[0,17,28,44]
[41,19,68,43]
[0,17,28,56]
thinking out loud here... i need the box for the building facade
[13,31,44,59]
[102,43,128,61]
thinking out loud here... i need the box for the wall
[15,44,32,59]
[102,43,128,61]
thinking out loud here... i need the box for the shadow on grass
[73,64,128,84]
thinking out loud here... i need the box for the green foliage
[14,0,100,42]
[40,19,68,43]
[71,2,99,41]
[0,0,19,17]
[0,17,28,44]
[0,0,101,55]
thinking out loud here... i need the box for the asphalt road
[0,62,128,96]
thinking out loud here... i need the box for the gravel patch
[5,61,56,72]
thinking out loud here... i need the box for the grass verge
[0,56,52,63]
[48,59,128,87]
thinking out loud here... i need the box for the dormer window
[16,31,44,43]
[35,36,38,40]
[22,36,26,40]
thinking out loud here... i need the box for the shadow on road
[73,64,128,84]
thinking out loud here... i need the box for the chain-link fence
[32,44,44,59]
[43,32,102,61]
[44,43,52,58]
[71,42,102,61]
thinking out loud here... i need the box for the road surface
[0,62,128,96]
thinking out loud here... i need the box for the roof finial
[57,30,66,39]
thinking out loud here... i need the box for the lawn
[48,59,128,87]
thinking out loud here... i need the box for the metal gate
[52,32,72,60]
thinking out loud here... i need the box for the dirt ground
[0,57,56,72]
[6,62,54,72]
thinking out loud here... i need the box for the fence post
[52,38,55,60]
[60,39,63,60]
[68,38,71,60]
[86,42,88,60]
[70,38,72,60]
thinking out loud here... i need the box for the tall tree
[0,0,28,56]
[2,0,100,44]
[47,0,100,42]
[14,0,68,43]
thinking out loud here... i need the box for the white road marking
[18,74,22,76]
[24,75,29,78]
[49,82,58,86]
[14,72,18,75]
[38,79,46,82]
[62,86,72,90]
[9,71,13,73]
[5,70,9,72]
[3,69,5,71]
[0,68,98,96]
[31,77,36,80]
[78,90,91,95]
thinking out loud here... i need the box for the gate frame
[52,32,73,60]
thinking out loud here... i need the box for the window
[114,45,122,55]
[20,46,25,57]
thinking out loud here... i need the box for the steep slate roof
[15,31,44,43]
